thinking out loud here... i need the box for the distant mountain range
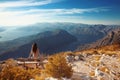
[0,27,6,39]
[0,29,77,60]
[0,23,120,60]
[0,27,5,32]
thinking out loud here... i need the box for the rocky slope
[77,28,120,51]
[69,44,120,80]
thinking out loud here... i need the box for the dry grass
[75,44,120,56]
[99,66,109,74]
[89,71,95,77]
[71,78,82,80]
[93,55,101,61]
[91,61,100,67]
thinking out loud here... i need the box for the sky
[0,0,120,26]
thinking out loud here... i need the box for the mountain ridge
[77,28,120,51]
[0,29,77,60]
[0,23,120,60]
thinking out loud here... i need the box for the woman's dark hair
[32,43,37,53]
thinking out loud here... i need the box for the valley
[0,23,120,60]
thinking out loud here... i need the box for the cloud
[0,0,112,26]
[0,7,110,16]
[0,7,110,26]
[0,0,119,27]
[0,0,54,8]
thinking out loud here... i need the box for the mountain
[0,23,120,60]
[0,23,111,54]
[0,22,119,42]
[1,23,118,42]
[94,29,120,46]
[0,27,5,38]
[0,24,113,54]
[77,28,120,50]
[0,23,88,41]
[0,27,5,32]
[0,29,77,60]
